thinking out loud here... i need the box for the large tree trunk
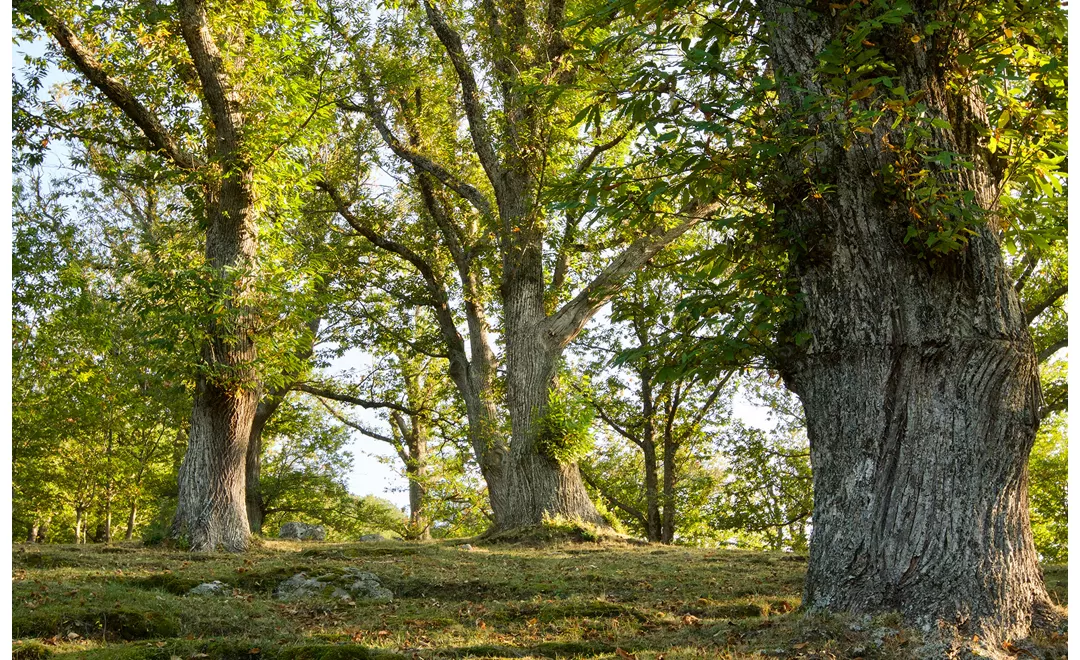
[26,521,38,544]
[764,0,1056,644]
[171,176,258,552]
[500,279,604,529]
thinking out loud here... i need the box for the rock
[457,543,473,551]
[273,568,392,603]
[278,521,326,541]
[357,533,386,542]
[187,581,228,596]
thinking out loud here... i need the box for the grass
[11,533,1069,659]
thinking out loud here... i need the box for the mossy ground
[11,537,1068,659]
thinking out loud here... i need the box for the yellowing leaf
[910,34,921,43]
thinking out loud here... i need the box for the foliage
[1028,412,1067,563]
[535,374,596,464]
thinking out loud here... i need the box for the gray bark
[764,0,1056,642]
[26,522,38,544]
[171,0,258,552]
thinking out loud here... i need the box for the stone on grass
[278,521,326,541]
[187,581,228,596]
[273,567,393,603]
[357,533,387,542]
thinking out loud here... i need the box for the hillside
[12,537,1068,659]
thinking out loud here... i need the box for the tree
[573,0,1066,645]
[319,0,720,529]
[578,263,732,543]
[16,0,333,550]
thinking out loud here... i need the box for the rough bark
[764,0,1056,644]
[26,522,39,544]
[170,0,259,552]
[500,277,605,528]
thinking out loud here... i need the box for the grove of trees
[12,0,1066,649]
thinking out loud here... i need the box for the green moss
[11,641,52,659]
[133,572,199,595]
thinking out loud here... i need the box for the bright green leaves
[536,374,596,464]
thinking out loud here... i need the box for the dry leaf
[615,649,637,660]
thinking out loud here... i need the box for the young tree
[578,264,732,543]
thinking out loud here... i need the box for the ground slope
[11,538,1068,659]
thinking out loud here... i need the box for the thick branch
[1013,251,1039,294]
[580,467,647,528]
[421,0,504,197]
[339,99,494,218]
[20,3,202,170]
[1025,283,1067,325]
[299,383,417,415]
[317,398,400,447]
[1038,338,1067,364]
[177,0,242,154]
[545,201,721,350]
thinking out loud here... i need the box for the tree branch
[580,466,647,528]
[19,2,202,170]
[421,0,504,198]
[177,0,242,155]
[338,98,494,218]
[299,383,417,415]
[315,397,399,446]
[545,201,722,350]
[1038,337,1067,364]
[1025,283,1067,325]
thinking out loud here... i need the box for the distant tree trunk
[406,436,430,540]
[26,522,38,544]
[661,433,676,545]
[125,501,137,541]
[103,498,112,544]
[74,507,85,544]
[642,442,662,542]
[37,517,49,543]
[245,395,283,535]
[764,0,1057,642]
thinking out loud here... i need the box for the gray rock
[358,533,387,542]
[187,580,228,596]
[457,543,473,551]
[279,521,326,541]
[273,567,392,603]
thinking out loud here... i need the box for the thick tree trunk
[172,178,258,552]
[764,0,1056,643]
[170,0,259,553]
[125,501,137,541]
[26,522,38,544]
[500,280,603,529]
[37,517,49,543]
